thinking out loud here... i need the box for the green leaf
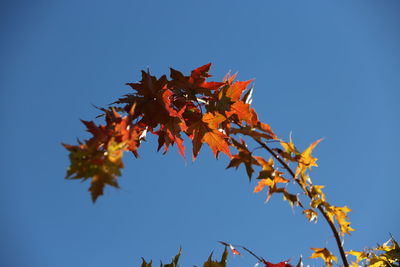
[203,247,228,267]
[163,248,181,267]
[141,258,152,267]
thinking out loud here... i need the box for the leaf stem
[253,138,349,267]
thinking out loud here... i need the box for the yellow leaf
[107,138,127,164]
[347,250,368,263]
[310,185,326,201]
[296,139,322,177]
[280,134,298,154]
[309,247,338,267]
[310,198,324,209]
[375,238,398,252]
[333,206,354,235]
[368,257,387,267]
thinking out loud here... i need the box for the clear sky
[1,1,399,266]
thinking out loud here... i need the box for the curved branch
[253,138,349,267]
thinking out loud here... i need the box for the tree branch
[253,138,349,267]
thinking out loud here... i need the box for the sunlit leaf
[295,139,322,178]
[226,138,259,180]
[309,247,338,267]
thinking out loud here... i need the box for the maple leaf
[368,238,400,266]
[156,116,187,158]
[140,258,152,267]
[212,77,253,116]
[217,79,252,103]
[187,120,208,160]
[127,70,168,97]
[254,156,275,179]
[63,141,122,202]
[169,63,225,98]
[295,139,322,178]
[106,137,126,163]
[310,185,326,201]
[375,237,400,252]
[63,118,136,202]
[309,185,327,209]
[278,136,300,162]
[309,247,338,267]
[187,118,231,160]
[226,138,259,180]
[265,185,286,202]
[203,130,232,159]
[140,248,181,267]
[162,248,181,267]
[254,179,274,193]
[105,111,145,157]
[80,120,110,145]
[283,191,301,208]
[226,100,257,127]
[203,246,228,267]
[280,135,298,155]
[347,250,369,265]
[226,80,253,101]
[202,112,226,130]
[116,71,177,128]
[253,156,289,193]
[327,205,354,235]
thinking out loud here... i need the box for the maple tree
[63,63,398,267]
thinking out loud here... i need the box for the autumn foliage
[64,63,399,267]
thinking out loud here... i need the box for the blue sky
[1,1,399,266]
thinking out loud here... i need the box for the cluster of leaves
[140,247,228,267]
[64,63,395,266]
[140,248,183,267]
[346,237,400,267]
[141,247,228,267]
[138,238,400,267]
[140,243,300,267]
[64,63,274,202]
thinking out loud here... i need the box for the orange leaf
[202,112,226,130]
[202,130,231,159]
[226,101,256,126]
[188,120,231,160]
[254,178,274,193]
[223,80,252,102]
[226,138,258,180]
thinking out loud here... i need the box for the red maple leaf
[187,117,231,160]
[169,63,225,96]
